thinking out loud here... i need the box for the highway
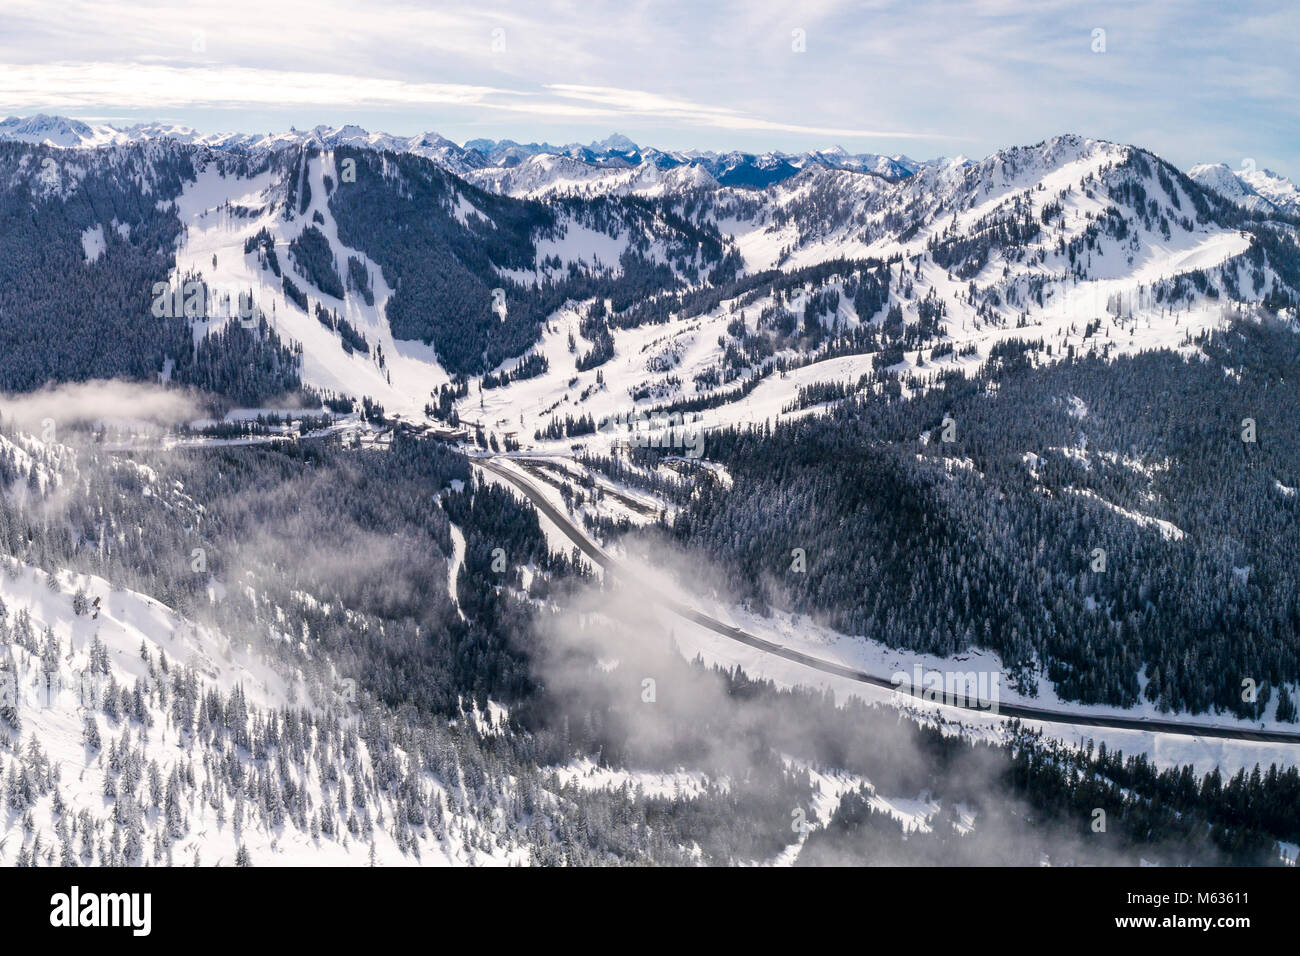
[477,456,1300,745]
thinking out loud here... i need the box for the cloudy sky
[1,0,1295,173]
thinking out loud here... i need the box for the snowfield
[139,131,1290,479]
[0,557,535,866]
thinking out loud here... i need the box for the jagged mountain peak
[590,132,639,152]
[1189,160,1300,214]
[0,117,1177,204]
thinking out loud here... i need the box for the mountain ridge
[7,114,1297,207]
[0,113,954,189]
[2,124,1296,422]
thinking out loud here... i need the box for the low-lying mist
[531,534,1246,865]
[0,379,202,433]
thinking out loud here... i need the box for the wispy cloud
[545,85,938,139]
[0,64,939,141]
[0,380,201,430]
[0,63,511,112]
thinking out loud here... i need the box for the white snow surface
[0,557,530,866]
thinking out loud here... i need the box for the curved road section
[477,457,1300,745]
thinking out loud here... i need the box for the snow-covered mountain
[3,120,1293,429]
[462,150,722,198]
[0,114,489,175]
[455,139,935,196]
[0,115,1296,453]
[456,132,1299,463]
[0,114,126,148]
[0,115,940,196]
[1238,166,1300,212]
[1189,162,1300,215]
[8,114,1298,216]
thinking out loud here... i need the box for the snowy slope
[1239,166,1300,213]
[0,115,937,196]
[0,115,488,174]
[24,124,1283,474]
[0,557,531,866]
[0,115,125,148]
[1189,162,1300,215]
[466,153,720,198]
[459,136,1279,465]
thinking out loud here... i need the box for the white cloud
[0,64,939,142]
[0,63,509,112]
[0,380,201,431]
[545,85,937,139]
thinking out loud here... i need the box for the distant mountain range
[0,113,955,190]
[1188,162,1300,215]
[7,113,1295,212]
